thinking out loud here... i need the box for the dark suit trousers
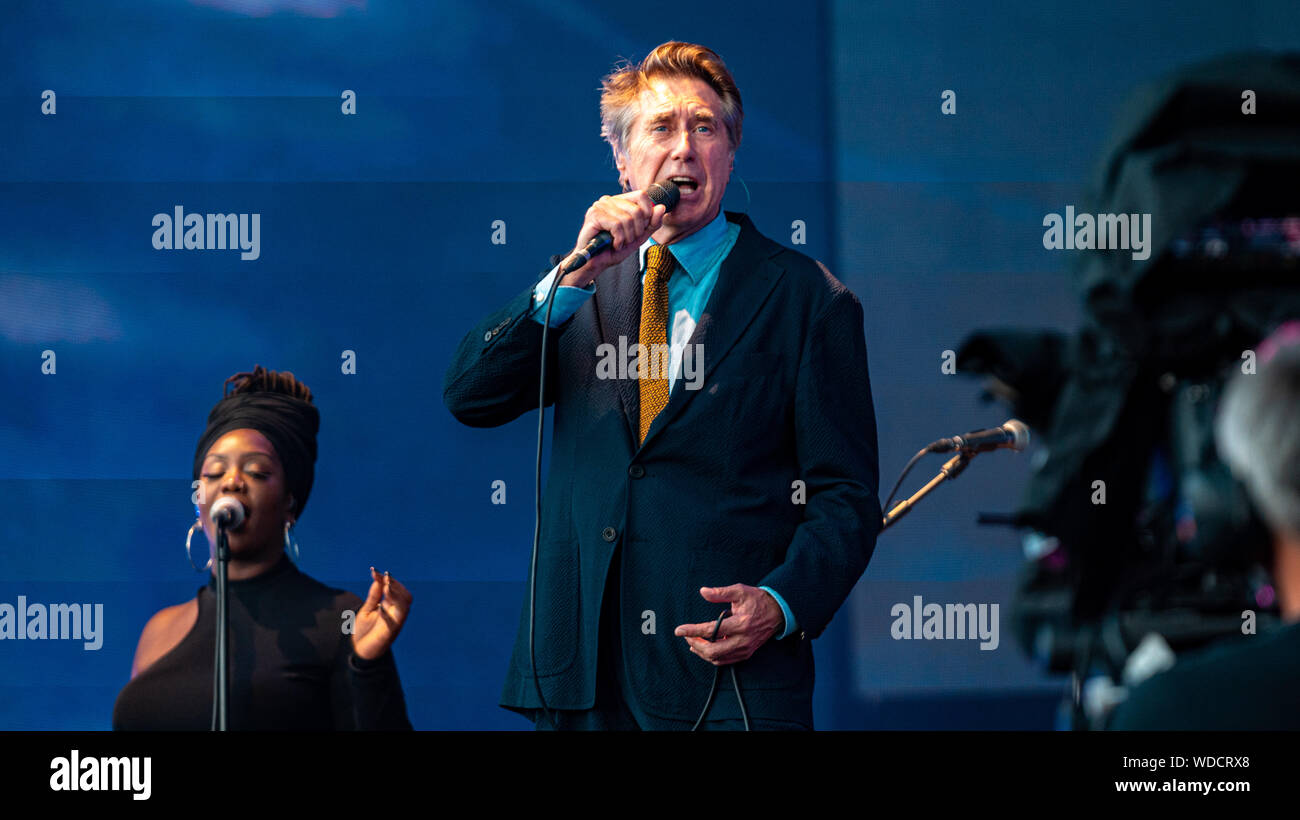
[533,546,809,731]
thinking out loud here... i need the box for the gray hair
[1215,341,1300,536]
[599,41,743,159]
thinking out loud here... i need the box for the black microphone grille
[647,180,681,213]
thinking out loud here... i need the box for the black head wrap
[192,366,320,521]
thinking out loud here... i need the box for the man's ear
[613,145,629,190]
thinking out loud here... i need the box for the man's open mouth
[668,175,700,193]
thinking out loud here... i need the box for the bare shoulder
[131,599,199,679]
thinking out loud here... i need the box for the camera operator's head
[1216,321,1300,618]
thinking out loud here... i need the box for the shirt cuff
[349,650,391,672]
[759,585,798,640]
[530,265,596,327]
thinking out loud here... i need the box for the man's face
[616,75,734,243]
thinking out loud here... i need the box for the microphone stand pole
[213,523,230,731]
[882,452,973,530]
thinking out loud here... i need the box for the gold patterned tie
[638,244,675,444]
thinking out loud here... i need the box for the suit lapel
[638,213,785,450]
[593,252,644,450]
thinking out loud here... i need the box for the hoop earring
[186,519,211,572]
[284,521,300,563]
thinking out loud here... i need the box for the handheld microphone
[928,419,1030,454]
[210,497,246,530]
[559,180,681,275]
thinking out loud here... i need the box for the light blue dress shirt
[528,209,799,640]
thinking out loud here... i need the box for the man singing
[443,41,881,729]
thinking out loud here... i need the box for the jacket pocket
[511,537,580,678]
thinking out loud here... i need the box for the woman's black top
[112,554,412,730]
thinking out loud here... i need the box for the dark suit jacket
[443,211,881,727]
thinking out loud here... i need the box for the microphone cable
[531,181,701,731]
[530,270,562,730]
[882,445,934,512]
[691,609,750,731]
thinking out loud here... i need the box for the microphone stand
[881,451,973,530]
[213,522,231,731]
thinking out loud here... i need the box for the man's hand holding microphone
[557,181,680,286]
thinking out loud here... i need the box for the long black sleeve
[331,644,413,730]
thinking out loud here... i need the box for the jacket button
[628,464,645,478]
[483,331,493,341]
[601,526,617,543]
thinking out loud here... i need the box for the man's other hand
[674,584,784,666]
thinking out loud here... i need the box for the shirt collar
[638,208,729,285]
